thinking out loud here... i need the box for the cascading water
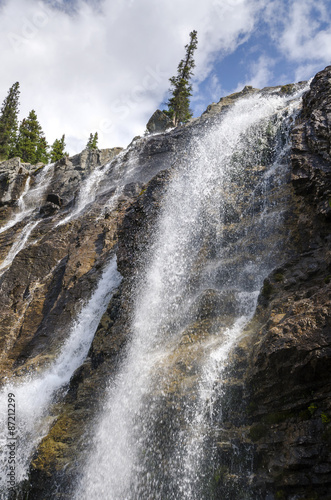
[0,163,55,278]
[0,163,53,235]
[75,89,306,499]
[0,257,121,496]
[57,145,141,227]
[0,220,40,276]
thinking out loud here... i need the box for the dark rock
[46,193,63,207]
[146,109,173,133]
[0,157,30,206]
[47,147,123,206]
[2,65,331,500]
[39,201,60,217]
[244,65,331,499]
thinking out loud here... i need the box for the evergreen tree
[35,136,50,164]
[13,109,49,164]
[86,132,98,150]
[0,82,20,160]
[166,30,198,126]
[50,134,67,162]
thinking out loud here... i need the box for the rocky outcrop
[45,147,123,205]
[146,109,173,133]
[1,67,331,500]
[210,66,331,500]
[0,147,125,381]
[0,158,30,231]
[202,85,259,117]
[245,65,331,499]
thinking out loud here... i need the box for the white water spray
[0,256,121,493]
[0,163,53,235]
[0,221,40,276]
[76,90,306,499]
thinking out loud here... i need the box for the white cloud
[245,55,275,88]
[0,0,261,154]
[0,0,329,156]
[266,0,331,80]
[231,54,275,93]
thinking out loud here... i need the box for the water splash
[0,163,54,235]
[0,221,40,276]
[0,256,121,494]
[76,90,306,499]
[56,161,115,226]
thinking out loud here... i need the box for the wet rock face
[291,65,331,217]
[47,147,123,205]
[146,109,173,133]
[2,67,331,500]
[242,65,331,499]
[0,147,124,380]
[23,164,174,500]
[0,157,29,206]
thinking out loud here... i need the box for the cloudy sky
[0,0,330,155]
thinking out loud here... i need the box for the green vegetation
[165,30,198,126]
[280,84,295,95]
[86,132,98,150]
[321,412,330,425]
[0,82,20,160]
[213,465,228,485]
[261,279,274,299]
[249,423,268,441]
[308,403,317,416]
[12,109,49,164]
[274,273,284,282]
[50,134,68,162]
[0,83,99,165]
[263,411,294,425]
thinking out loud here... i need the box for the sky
[0,0,330,155]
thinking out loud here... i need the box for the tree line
[0,30,198,164]
[0,82,99,164]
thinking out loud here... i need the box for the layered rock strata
[212,66,331,500]
[0,67,330,500]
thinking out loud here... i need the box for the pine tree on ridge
[50,134,68,162]
[0,82,20,161]
[13,109,49,164]
[86,132,98,150]
[166,30,198,126]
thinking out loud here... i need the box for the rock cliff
[0,66,330,500]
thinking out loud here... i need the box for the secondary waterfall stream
[75,89,306,499]
[0,257,121,495]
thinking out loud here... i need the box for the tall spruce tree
[50,134,67,162]
[0,82,20,160]
[13,110,49,164]
[166,30,198,126]
[86,132,98,150]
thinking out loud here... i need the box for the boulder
[146,109,173,133]
[39,201,60,217]
[46,193,63,207]
[0,157,30,206]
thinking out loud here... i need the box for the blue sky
[0,0,330,155]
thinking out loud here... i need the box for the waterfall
[0,164,55,277]
[0,257,121,495]
[0,163,53,236]
[75,90,306,499]
[56,145,140,227]
[56,161,115,226]
[0,221,40,276]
